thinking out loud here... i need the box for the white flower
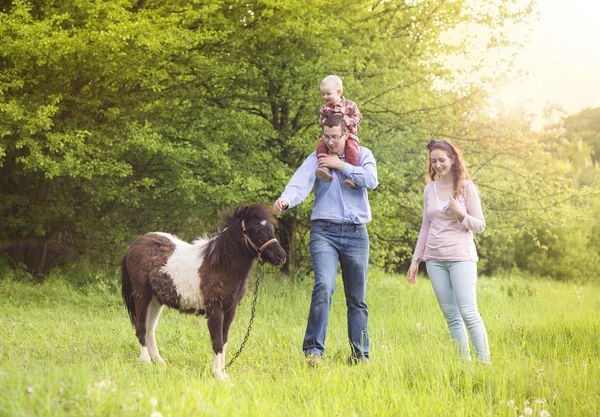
[534,398,546,404]
[540,410,550,417]
[149,398,158,407]
[26,387,34,395]
[524,400,530,405]
[507,400,515,407]
[150,412,163,417]
[524,407,533,415]
[416,323,421,329]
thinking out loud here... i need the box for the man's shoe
[348,355,369,365]
[343,179,357,189]
[315,168,333,182]
[305,353,322,367]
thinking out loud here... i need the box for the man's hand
[317,153,345,171]
[273,198,289,215]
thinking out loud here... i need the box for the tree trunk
[278,216,297,276]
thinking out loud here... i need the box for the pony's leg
[146,296,165,364]
[134,290,153,363]
[220,306,238,376]
[207,307,226,380]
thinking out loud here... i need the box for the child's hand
[343,117,352,127]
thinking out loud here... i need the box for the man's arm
[276,152,318,211]
[340,148,378,190]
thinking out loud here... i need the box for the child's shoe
[315,167,333,181]
[344,179,357,189]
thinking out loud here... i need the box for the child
[316,75,362,189]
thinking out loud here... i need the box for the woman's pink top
[413,180,485,262]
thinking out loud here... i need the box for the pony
[121,204,287,380]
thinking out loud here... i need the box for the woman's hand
[448,196,465,221]
[317,153,345,171]
[406,261,419,284]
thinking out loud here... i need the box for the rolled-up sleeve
[341,148,378,190]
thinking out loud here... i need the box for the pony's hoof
[137,347,152,364]
[153,357,166,365]
[212,370,228,381]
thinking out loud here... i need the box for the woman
[406,139,490,364]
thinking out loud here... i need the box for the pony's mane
[201,204,275,269]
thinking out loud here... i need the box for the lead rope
[223,264,264,370]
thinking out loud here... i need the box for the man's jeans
[303,220,370,359]
[426,260,491,363]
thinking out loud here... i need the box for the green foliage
[6,0,591,283]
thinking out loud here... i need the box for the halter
[241,219,279,265]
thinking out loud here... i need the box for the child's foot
[315,167,333,182]
[344,179,357,189]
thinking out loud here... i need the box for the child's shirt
[319,96,362,141]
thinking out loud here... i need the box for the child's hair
[425,139,470,198]
[322,113,347,132]
[321,75,343,90]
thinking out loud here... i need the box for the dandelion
[540,410,550,417]
[534,398,546,404]
[524,400,530,405]
[416,323,421,329]
[507,400,515,407]
[150,396,162,417]
[26,387,34,395]
[524,407,533,415]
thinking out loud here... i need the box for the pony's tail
[121,256,136,326]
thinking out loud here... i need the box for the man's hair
[321,75,343,90]
[322,113,347,132]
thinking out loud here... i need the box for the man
[273,113,378,364]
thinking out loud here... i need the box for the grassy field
[0,267,598,417]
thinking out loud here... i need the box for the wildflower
[150,413,163,417]
[524,407,533,415]
[416,323,421,329]
[524,400,530,405]
[534,398,546,404]
[540,410,550,417]
[507,400,515,407]
[26,387,34,395]
[149,398,158,407]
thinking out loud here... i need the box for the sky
[492,0,600,126]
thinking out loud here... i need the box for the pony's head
[224,204,287,266]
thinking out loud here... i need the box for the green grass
[0,268,598,416]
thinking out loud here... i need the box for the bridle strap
[241,220,279,264]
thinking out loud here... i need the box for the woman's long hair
[426,139,470,198]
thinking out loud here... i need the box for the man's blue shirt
[281,146,378,224]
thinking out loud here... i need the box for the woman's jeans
[426,260,491,363]
[303,220,370,359]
